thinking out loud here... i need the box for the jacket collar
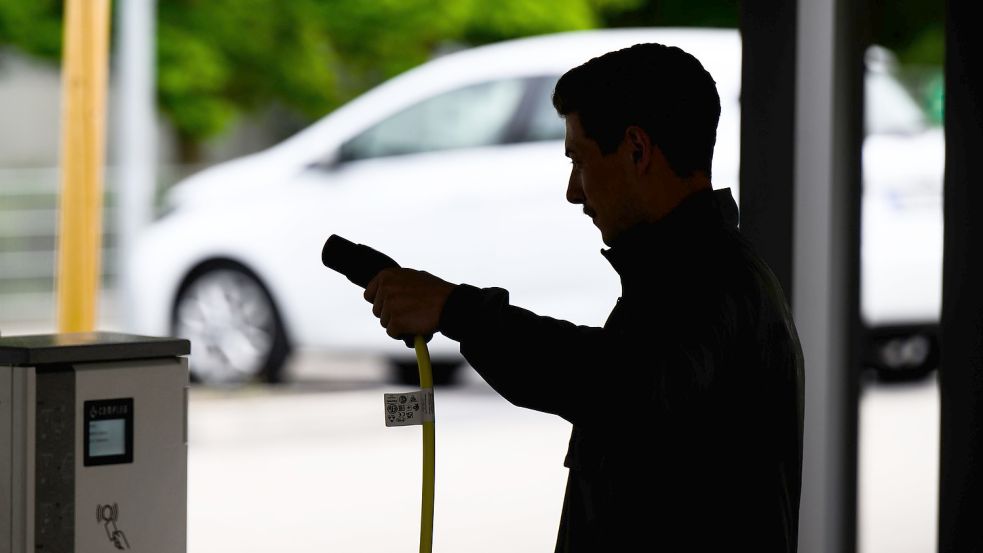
[600,188,739,281]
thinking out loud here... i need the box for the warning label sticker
[383,388,435,427]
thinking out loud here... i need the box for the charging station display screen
[89,419,126,456]
[84,398,134,466]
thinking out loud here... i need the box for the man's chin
[598,222,630,247]
[589,217,615,245]
[598,226,615,247]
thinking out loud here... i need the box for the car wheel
[173,263,290,385]
[391,359,462,386]
[864,325,939,382]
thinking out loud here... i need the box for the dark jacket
[439,188,804,552]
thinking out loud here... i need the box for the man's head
[553,43,721,244]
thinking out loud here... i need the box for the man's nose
[566,173,584,205]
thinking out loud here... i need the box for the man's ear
[624,125,652,172]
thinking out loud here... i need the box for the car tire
[172,262,291,385]
[391,358,462,386]
[864,325,939,382]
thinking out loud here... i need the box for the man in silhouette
[363,43,804,552]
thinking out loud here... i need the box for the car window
[525,77,566,142]
[339,79,526,161]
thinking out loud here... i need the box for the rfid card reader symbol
[96,503,130,550]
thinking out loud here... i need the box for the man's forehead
[563,116,580,155]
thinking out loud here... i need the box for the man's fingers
[358,267,451,341]
[364,276,379,303]
[364,269,393,302]
[370,272,391,318]
[384,316,404,340]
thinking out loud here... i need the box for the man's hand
[364,268,456,340]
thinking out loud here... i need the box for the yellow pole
[56,0,112,333]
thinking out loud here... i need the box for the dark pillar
[938,0,983,549]
[738,0,797,298]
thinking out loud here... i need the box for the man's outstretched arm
[363,268,708,425]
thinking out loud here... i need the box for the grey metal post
[794,0,866,551]
[115,0,157,285]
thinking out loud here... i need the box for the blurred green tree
[0,0,943,160]
[0,0,637,161]
[0,0,62,60]
[869,0,943,65]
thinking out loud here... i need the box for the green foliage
[0,0,945,154]
[869,0,944,65]
[0,0,62,60]
[897,24,944,65]
[2,0,625,152]
[458,0,595,44]
[317,0,469,92]
[156,0,341,145]
[600,0,738,29]
[156,24,237,141]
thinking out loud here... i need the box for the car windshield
[339,79,526,161]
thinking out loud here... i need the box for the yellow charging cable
[414,335,435,553]
[319,236,435,550]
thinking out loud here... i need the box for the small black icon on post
[96,503,130,550]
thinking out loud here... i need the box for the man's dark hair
[552,43,721,179]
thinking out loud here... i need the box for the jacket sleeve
[438,284,721,426]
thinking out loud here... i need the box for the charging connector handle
[322,235,420,347]
[321,234,400,288]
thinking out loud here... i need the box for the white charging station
[1,332,189,553]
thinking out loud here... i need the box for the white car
[122,28,942,384]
